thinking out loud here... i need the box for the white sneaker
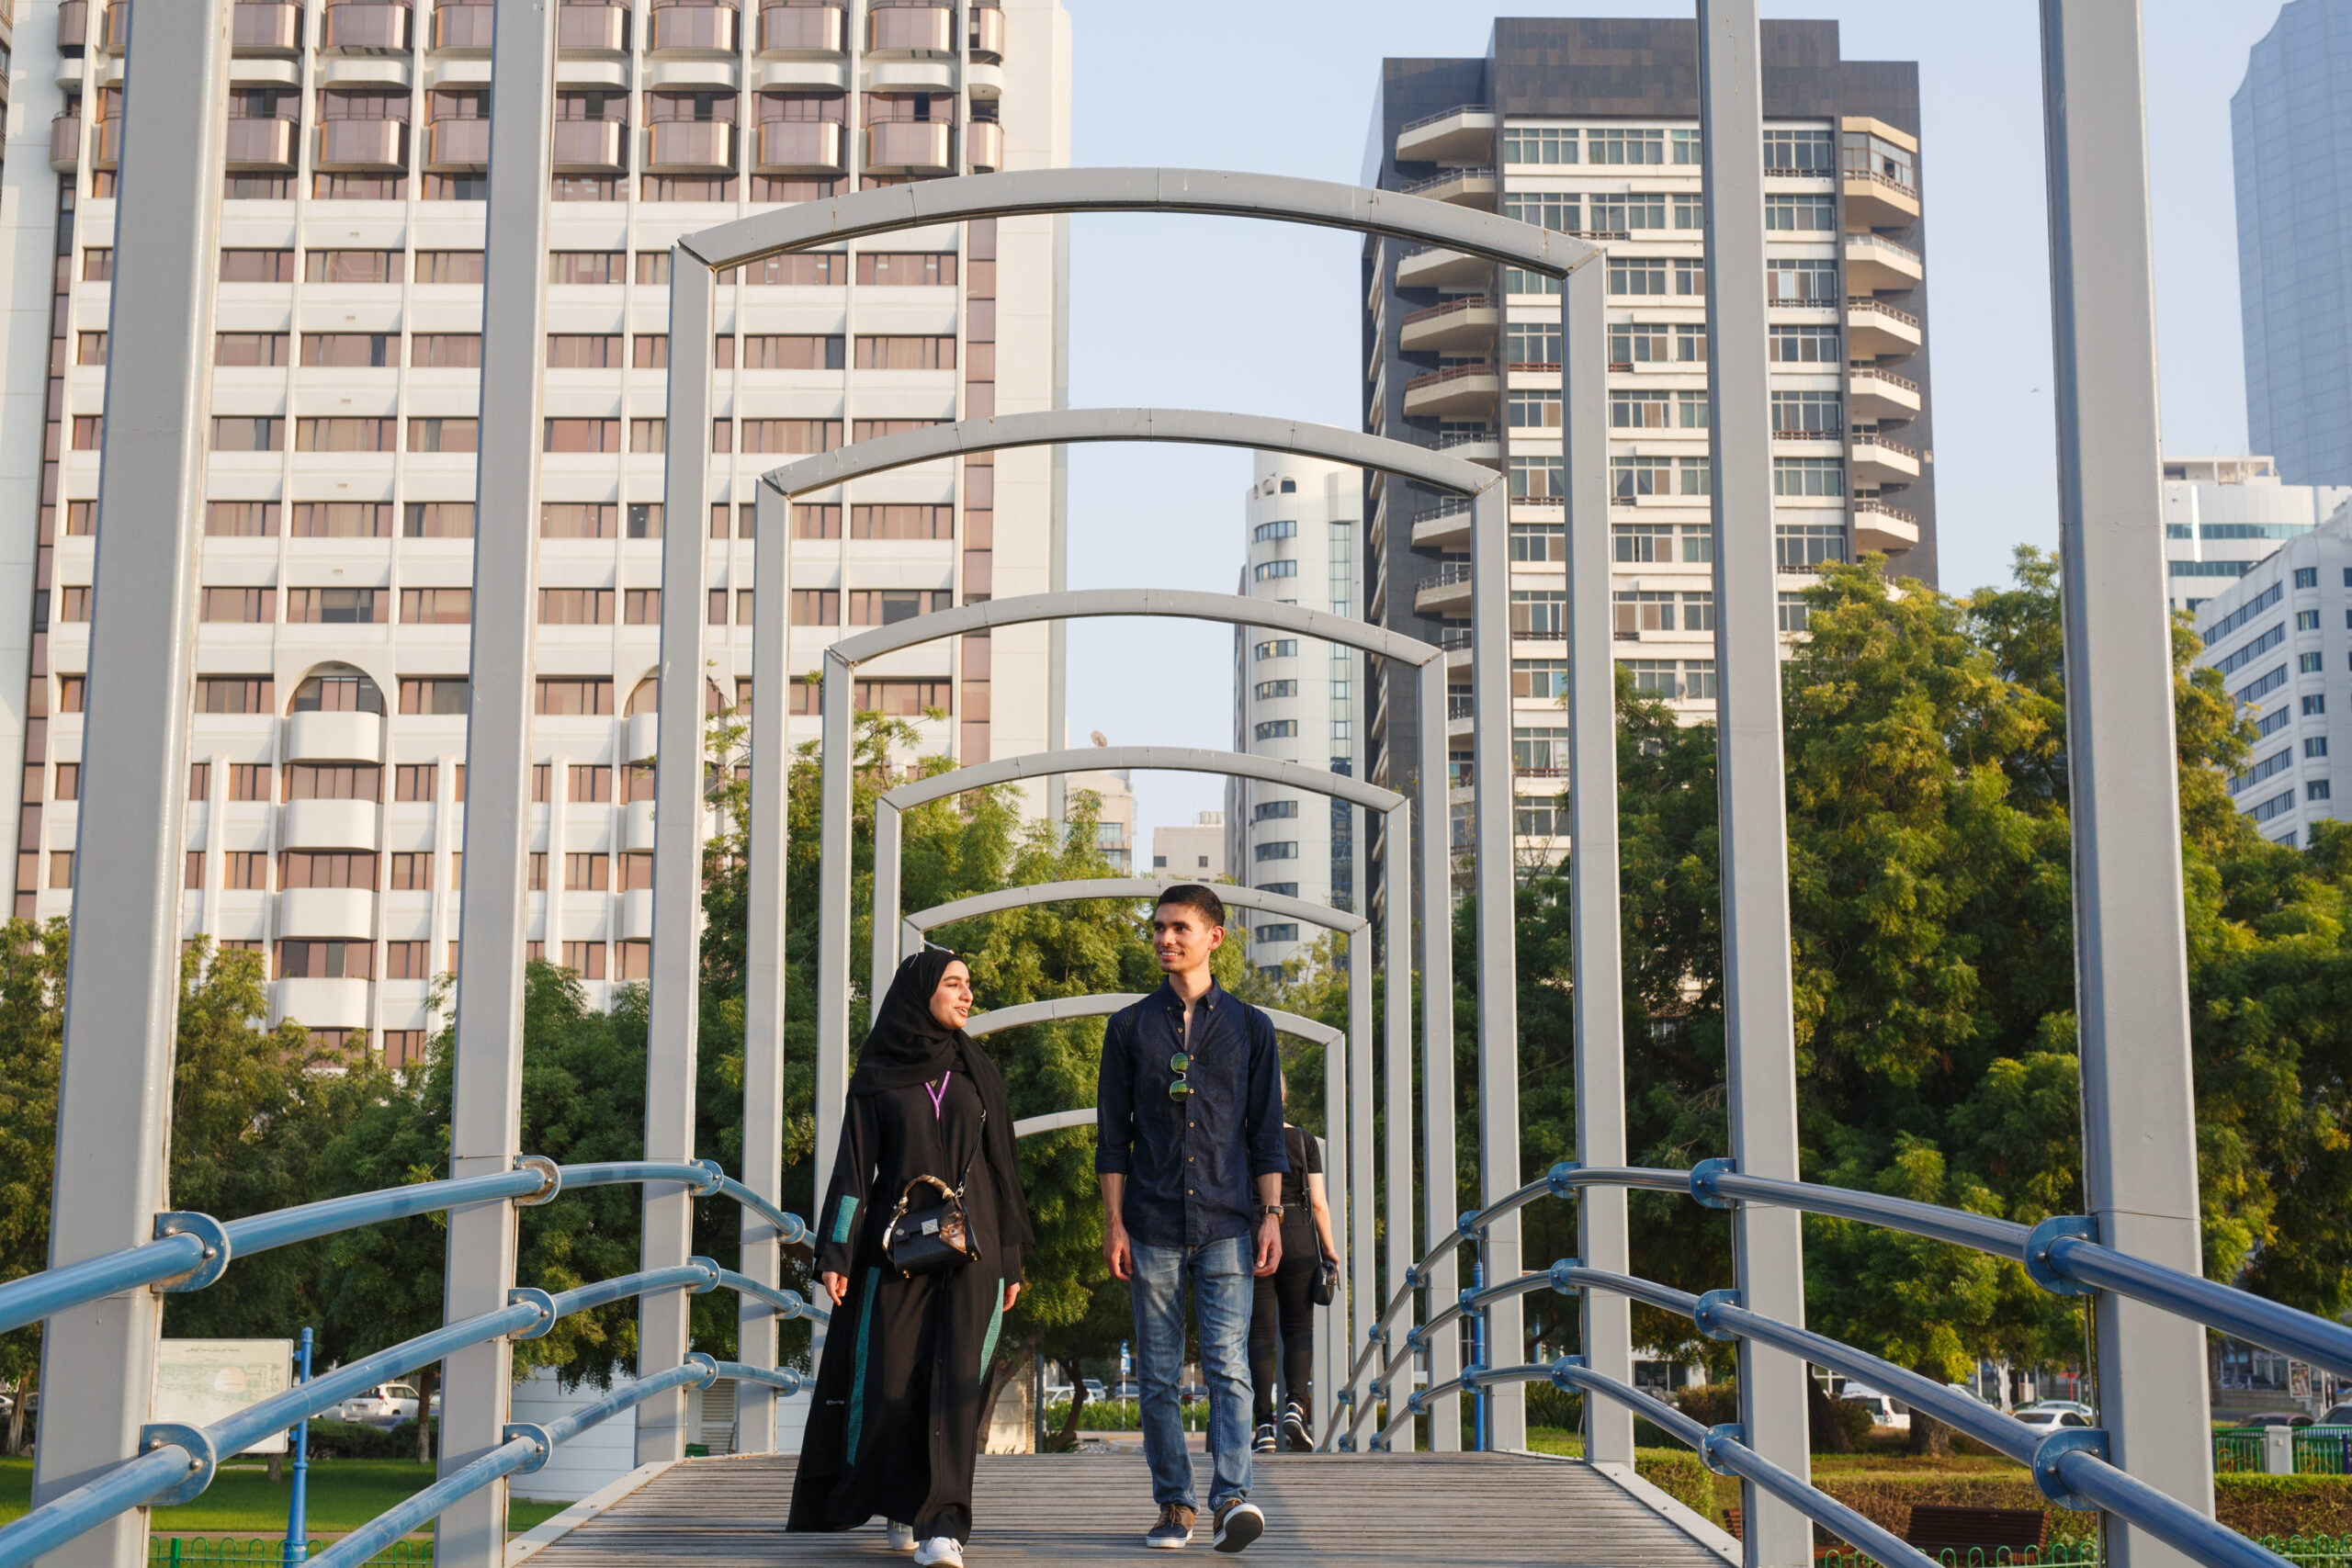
[887,1521,916,1553]
[913,1539,964,1567]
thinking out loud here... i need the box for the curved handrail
[219,1168,552,1258]
[2044,1233,2352,1383]
[716,1267,829,1326]
[0,1232,210,1339]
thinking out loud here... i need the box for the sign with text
[153,1339,294,1455]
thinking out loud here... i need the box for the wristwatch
[1260,1204,1284,1219]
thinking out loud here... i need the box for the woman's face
[929,961,974,1031]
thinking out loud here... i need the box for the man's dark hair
[1155,883,1226,930]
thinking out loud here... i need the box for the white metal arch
[966,992,1344,1051]
[907,875,1362,946]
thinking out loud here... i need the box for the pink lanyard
[925,1072,953,1121]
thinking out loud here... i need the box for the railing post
[35,6,231,1562]
[1698,3,1815,1559]
[438,1,557,1562]
[812,640,858,1348]
[1343,868,1371,1436]
[871,800,901,1031]
[1468,478,1526,1450]
[2040,2,2217,1559]
[1377,794,1412,1427]
[639,243,717,1468]
[738,480,793,1454]
[1564,253,1636,1469]
[1415,658,1457,1451]
[1319,883,1351,1447]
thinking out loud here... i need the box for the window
[560,942,607,980]
[1611,455,1710,501]
[2205,588,2286,650]
[416,251,486,285]
[2235,665,2290,705]
[544,418,622,453]
[537,589,611,626]
[53,763,79,802]
[1510,523,1566,562]
[54,587,91,624]
[1510,590,1567,638]
[1252,800,1298,822]
[854,335,956,370]
[628,419,665,454]
[1501,126,1576,164]
[2305,694,2327,716]
[547,334,623,370]
[1588,128,1664,165]
[535,678,613,716]
[401,588,471,625]
[1778,592,1813,633]
[276,939,373,979]
[404,502,474,538]
[1254,639,1297,661]
[739,333,845,370]
[2312,781,2334,802]
[280,852,376,890]
[285,588,382,625]
[1771,390,1843,434]
[740,419,843,455]
[399,678,469,716]
[83,249,113,282]
[212,417,284,452]
[1510,457,1565,500]
[1766,259,1839,303]
[1764,195,1837,232]
[2249,789,2296,824]
[790,590,841,626]
[1671,128,1702,164]
[548,251,626,286]
[1763,128,1836,173]
[2307,737,2329,759]
[300,333,393,368]
[564,852,609,892]
[2257,708,2294,738]
[1842,130,1915,190]
[848,590,950,626]
[2301,652,2325,673]
[393,764,436,803]
[384,942,431,980]
[1503,266,1562,297]
[623,589,662,626]
[1253,559,1298,581]
[1252,520,1296,543]
[199,586,275,624]
[851,504,953,540]
[1769,325,1840,364]
[285,763,381,802]
[215,332,288,367]
[1255,719,1298,739]
[1254,841,1299,863]
[1589,192,1668,231]
[221,852,268,890]
[1777,523,1848,570]
[1503,192,1579,232]
[1516,803,1564,838]
[1774,457,1845,497]
[204,502,278,537]
[295,418,397,453]
[1608,322,1703,365]
[2296,568,2320,589]
[1612,389,1670,429]
[542,503,616,539]
[1253,680,1298,701]
[220,248,297,283]
[851,679,951,716]
[855,253,957,286]
[304,250,400,285]
[1512,660,1568,700]
[1513,727,1571,773]
[2214,626,2284,677]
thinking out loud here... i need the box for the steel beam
[1378,795,1410,1451]
[908,878,1364,940]
[1416,658,1459,1451]
[2040,3,2215,1558]
[36,6,232,1561]
[871,801,902,1031]
[1344,818,1374,1438]
[812,644,856,1308]
[438,2,557,1562]
[1564,258,1635,1469]
[883,744,1405,813]
[1698,3,1813,1558]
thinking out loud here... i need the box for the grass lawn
[1526,1427,2034,1522]
[0,1459,569,1537]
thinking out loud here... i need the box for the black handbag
[1312,1254,1339,1307]
[882,1110,985,1276]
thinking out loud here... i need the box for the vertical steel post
[1319,929,1349,1445]
[438,2,556,1562]
[35,8,231,1559]
[871,800,901,1027]
[1342,876,1370,1433]
[1378,794,1413,1409]
[739,479,792,1454]
[2040,3,2215,1556]
[1377,777,1408,1444]
[1698,2,1814,1557]
[1466,479,1524,1450]
[1563,256,1635,1469]
[812,643,857,1287]
[1414,657,1458,1451]
[639,246,716,1467]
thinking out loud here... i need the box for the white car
[334,1382,423,1427]
[2019,1400,2096,1420]
[2015,1406,2098,1434]
[1838,1387,1911,1431]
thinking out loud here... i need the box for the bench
[1722,1504,2052,1563]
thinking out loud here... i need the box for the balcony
[57,0,85,56]
[1396,245,1487,292]
[1399,294,1498,355]
[1397,165,1496,209]
[316,118,410,172]
[424,116,491,172]
[644,119,736,175]
[867,4,951,56]
[1845,297,1921,360]
[1429,426,1499,464]
[287,709,384,763]
[1850,432,1921,487]
[626,715,660,768]
[557,0,628,54]
[966,118,1002,174]
[224,117,299,171]
[552,118,628,175]
[1396,104,1496,166]
[1412,498,1472,550]
[753,118,842,175]
[758,2,842,55]
[277,976,373,1031]
[1846,365,1921,423]
[647,2,738,56]
[1843,231,1923,294]
[277,888,377,942]
[621,800,659,853]
[430,3,495,51]
[92,118,120,171]
[1403,364,1498,421]
[1842,167,1919,230]
[282,798,379,853]
[967,4,1003,60]
[234,2,302,53]
[320,2,413,53]
[865,119,952,176]
[48,113,80,172]
[1852,499,1920,555]
[1415,560,1474,615]
[618,887,656,941]
[99,0,126,51]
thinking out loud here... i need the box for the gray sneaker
[1212,1500,1264,1553]
[1146,1503,1196,1550]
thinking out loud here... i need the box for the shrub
[1527,1382,1582,1430]
[1637,1447,1715,1517]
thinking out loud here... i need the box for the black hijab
[850,948,969,1094]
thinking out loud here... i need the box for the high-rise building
[1150,811,1226,882]
[0,0,1070,1058]
[2233,0,2352,488]
[2189,502,2352,848]
[1228,453,1361,975]
[1069,733,1136,874]
[2164,456,2352,615]
[1363,18,1930,873]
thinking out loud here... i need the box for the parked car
[1180,1382,1208,1402]
[334,1382,423,1427]
[1838,1387,1911,1430]
[2232,1411,2315,1429]
[1043,1383,1075,1404]
[2317,1404,2352,1427]
[1112,1381,1140,1402]
[2018,1400,2096,1419]
[2015,1407,2098,1434]
[1081,1379,1108,1403]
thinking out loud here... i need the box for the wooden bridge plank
[526,1452,1728,1566]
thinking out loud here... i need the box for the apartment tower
[1363,18,1931,873]
[1228,452,1361,976]
[2164,455,2352,615]
[0,0,1071,1056]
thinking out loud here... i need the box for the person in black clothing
[787,949,1035,1568]
[1250,1117,1338,1452]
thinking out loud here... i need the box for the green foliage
[1634,1447,1716,1517]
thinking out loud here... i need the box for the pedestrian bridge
[521,1452,1733,1568]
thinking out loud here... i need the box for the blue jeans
[1131,1235,1253,1512]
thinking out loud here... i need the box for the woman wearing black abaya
[787,949,1035,1568]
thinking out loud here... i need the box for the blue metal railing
[0,1160,812,1568]
[1328,1156,2346,1568]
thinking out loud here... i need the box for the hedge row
[1815,1474,2352,1544]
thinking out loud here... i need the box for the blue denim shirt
[1095,978,1288,1249]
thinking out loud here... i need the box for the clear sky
[1057,0,2295,850]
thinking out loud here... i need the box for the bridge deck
[526,1450,1730,1566]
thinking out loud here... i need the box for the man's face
[1153,902,1224,975]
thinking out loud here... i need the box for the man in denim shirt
[1098,885,1287,1553]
